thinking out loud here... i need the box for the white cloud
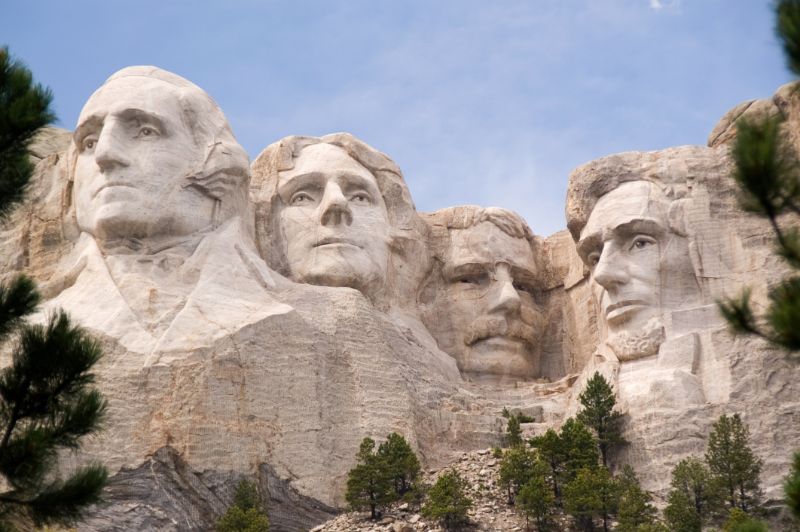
[650,0,681,12]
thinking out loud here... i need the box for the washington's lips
[94,181,135,198]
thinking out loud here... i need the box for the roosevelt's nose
[593,245,629,290]
[319,182,353,226]
[488,268,521,315]
[94,124,130,173]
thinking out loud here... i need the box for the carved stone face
[277,143,390,295]
[577,181,698,360]
[73,77,214,242]
[435,221,542,380]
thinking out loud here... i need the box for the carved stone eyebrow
[444,261,489,281]
[508,264,538,285]
[277,171,324,199]
[73,115,104,145]
[115,108,167,134]
[336,171,381,194]
[607,218,665,239]
[576,232,602,262]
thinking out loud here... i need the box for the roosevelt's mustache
[465,316,537,347]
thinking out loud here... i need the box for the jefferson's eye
[290,192,314,205]
[81,136,98,151]
[630,236,656,251]
[350,192,371,203]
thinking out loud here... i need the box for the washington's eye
[630,235,656,251]
[81,135,98,151]
[587,251,601,267]
[290,192,314,205]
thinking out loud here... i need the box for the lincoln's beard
[606,317,665,362]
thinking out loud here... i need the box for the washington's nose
[94,125,130,172]
[593,247,629,290]
[319,182,353,226]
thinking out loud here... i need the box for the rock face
[1,68,799,530]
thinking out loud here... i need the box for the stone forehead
[582,181,670,238]
[565,145,724,241]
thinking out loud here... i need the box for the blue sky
[2,0,792,236]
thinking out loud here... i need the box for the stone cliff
[0,68,798,530]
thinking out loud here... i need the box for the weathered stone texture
[1,70,798,530]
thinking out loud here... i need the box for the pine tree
[616,465,659,532]
[722,507,769,532]
[664,457,722,532]
[498,445,537,505]
[705,414,763,512]
[559,418,600,481]
[786,451,800,519]
[563,466,619,532]
[717,1,800,521]
[216,479,270,532]
[529,428,563,502]
[516,459,555,531]
[530,418,598,502]
[0,47,107,531]
[577,372,624,467]
[0,47,55,219]
[421,470,472,531]
[377,432,421,499]
[345,437,393,519]
[506,413,523,448]
[0,310,109,529]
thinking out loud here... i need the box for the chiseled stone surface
[420,206,545,384]
[1,68,799,530]
[565,133,800,502]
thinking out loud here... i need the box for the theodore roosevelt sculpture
[421,206,545,383]
[250,133,427,307]
[49,66,290,358]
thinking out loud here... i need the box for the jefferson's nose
[319,182,353,226]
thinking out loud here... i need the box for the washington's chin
[293,260,385,294]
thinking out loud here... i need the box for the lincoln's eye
[351,192,370,203]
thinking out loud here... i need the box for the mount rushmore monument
[1,66,799,530]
